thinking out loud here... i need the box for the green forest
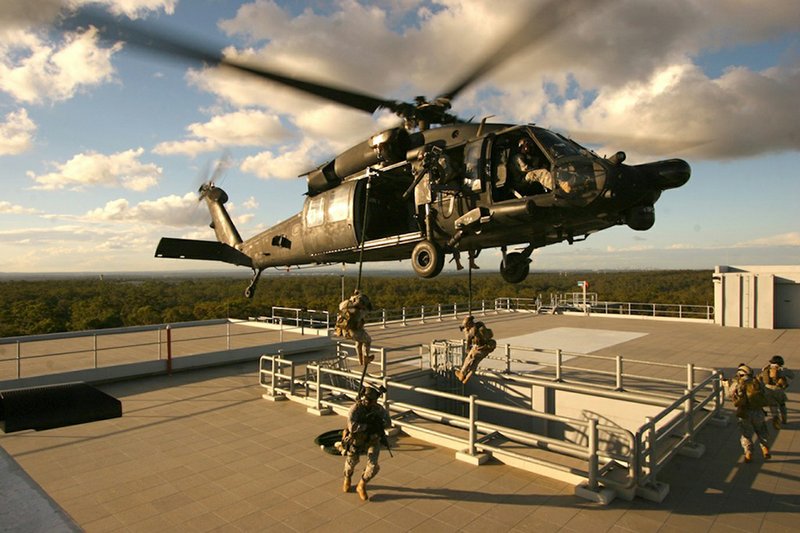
[0,270,713,338]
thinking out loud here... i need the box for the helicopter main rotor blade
[60,8,394,115]
[438,0,593,102]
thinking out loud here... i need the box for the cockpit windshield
[530,128,586,161]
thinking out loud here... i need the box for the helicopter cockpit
[489,127,607,206]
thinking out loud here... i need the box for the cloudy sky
[1,0,798,275]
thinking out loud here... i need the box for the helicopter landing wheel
[500,252,530,283]
[411,240,445,278]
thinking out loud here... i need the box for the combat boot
[761,445,771,459]
[744,450,753,463]
[342,475,351,493]
[781,413,787,425]
[356,478,369,501]
[773,416,781,430]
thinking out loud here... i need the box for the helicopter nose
[634,158,691,191]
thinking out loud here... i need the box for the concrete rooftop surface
[1,313,799,532]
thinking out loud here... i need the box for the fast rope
[468,254,473,315]
[354,171,373,398]
[355,172,372,293]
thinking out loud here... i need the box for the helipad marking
[496,327,647,354]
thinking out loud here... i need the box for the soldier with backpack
[454,315,497,384]
[335,290,373,366]
[759,355,794,429]
[726,363,771,463]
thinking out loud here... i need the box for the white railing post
[679,305,683,319]
[587,418,599,490]
[279,317,284,342]
[438,304,442,322]
[226,321,231,350]
[402,307,407,326]
[93,334,98,369]
[315,366,322,411]
[380,347,386,377]
[505,344,511,374]
[453,303,457,319]
[271,356,278,394]
[646,416,656,478]
[615,355,623,391]
[158,327,162,360]
[686,363,695,389]
[289,360,296,396]
[555,349,563,382]
[684,388,695,442]
[16,341,21,379]
[481,300,486,315]
[421,305,425,324]
[382,309,387,328]
[468,394,477,456]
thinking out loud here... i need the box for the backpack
[474,322,496,351]
[733,378,768,415]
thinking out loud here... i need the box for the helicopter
[65,2,691,298]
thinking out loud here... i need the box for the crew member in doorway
[336,290,373,366]
[512,138,554,193]
[759,355,794,429]
[455,315,497,384]
[339,385,392,501]
[725,364,771,463]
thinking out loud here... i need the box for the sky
[0,0,798,276]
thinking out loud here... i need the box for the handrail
[1,319,314,381]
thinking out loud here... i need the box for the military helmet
[362,385,380,401]
[736,364,754,379]
[769,355,784,366]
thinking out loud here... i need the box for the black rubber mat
[0,383,122,433]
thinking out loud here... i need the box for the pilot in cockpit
[511,138,554,194]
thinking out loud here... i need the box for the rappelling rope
[355,172,372,292]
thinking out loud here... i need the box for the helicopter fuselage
[155,122,690,290]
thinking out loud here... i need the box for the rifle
[365,410,393,458]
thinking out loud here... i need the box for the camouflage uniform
[759,355,794,428]
[341,387,391,501]
[455,316,497,384]
[727,364,771,462]
[336,291,373,366]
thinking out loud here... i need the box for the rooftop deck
[2,313,799,532]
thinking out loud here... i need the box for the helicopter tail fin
[155,237,253,267]
[199,184,243,247]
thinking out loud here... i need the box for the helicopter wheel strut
[500,252,531,284]
[411,240,445,279]
[245,268,264,299]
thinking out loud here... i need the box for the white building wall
[714,266,800,329]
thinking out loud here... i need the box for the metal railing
[494,297,714,321]
[258,340,723,497]
[0,319,311,381]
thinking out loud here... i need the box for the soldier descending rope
[454,315,497,384]
[335,289,373,366]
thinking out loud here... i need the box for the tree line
[0,270,712,338]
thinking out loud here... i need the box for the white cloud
[84,193,211,227]
[734,232,800,248]
[0,200,39,214]
[153,109,291,156]
[242,196,259,210]
[0,26,121,104]
[240,141,317,180]
[28,148,161,191]
[0,108,36,155]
